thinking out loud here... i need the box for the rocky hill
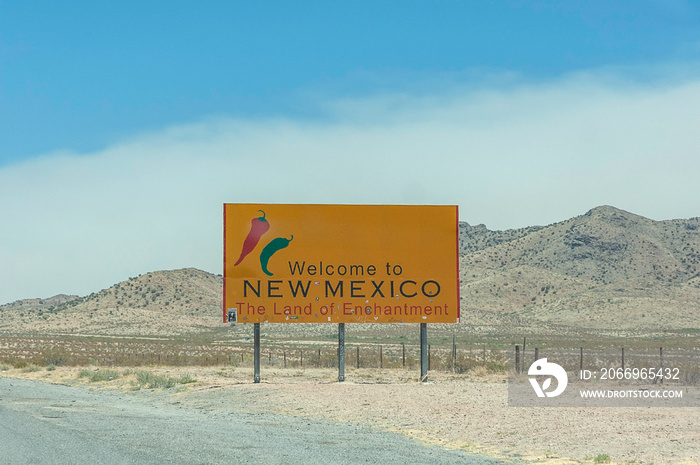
[1,206,699,337]
[459,206,700,332]
[0,268,222,337]
[1,294,78,313]
[458,222,543,255]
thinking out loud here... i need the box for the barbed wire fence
[1,336,698,385]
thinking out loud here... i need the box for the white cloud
[2,69,700,303]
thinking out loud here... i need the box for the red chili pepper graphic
[234,210,270,266]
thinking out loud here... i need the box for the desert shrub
[78,368,120,382]
[13,361,28,369]
[441,351,507,374]
[40,348,70,367]
[682,366,700,385]
[135,370,176,389]
[131,370,196,389]
[178,374,197,384]
[448,353,480,373]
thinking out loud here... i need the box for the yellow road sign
[224,204,459,323]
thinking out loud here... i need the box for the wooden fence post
[621,347,625,370]
[452,335,456,373]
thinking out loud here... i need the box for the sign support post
[420,323,428,382]
[254,323,260,383]
[338,323,345,382]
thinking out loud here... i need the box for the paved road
[0,377,517,464]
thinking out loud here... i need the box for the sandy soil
[3,365,699,465]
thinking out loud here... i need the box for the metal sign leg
[420,323,428,382]
[338,323,345,382]
[254,323,260,383]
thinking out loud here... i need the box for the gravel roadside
[3,366,699,464]
[0,376,516,465]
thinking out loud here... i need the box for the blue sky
[3,1,699,163]
[2,1,700,303]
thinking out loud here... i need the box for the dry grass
[2,336,699,388]
[0,336,510,375]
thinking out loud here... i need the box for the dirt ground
[3,365,699,465]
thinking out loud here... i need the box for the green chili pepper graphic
[260,235,293,276]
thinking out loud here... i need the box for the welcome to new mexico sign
[224,204,459,324]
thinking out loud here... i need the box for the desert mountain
[459,206,700,331]
[0,268,222,337]
[2,206,699,336]
[2,294,79,313]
